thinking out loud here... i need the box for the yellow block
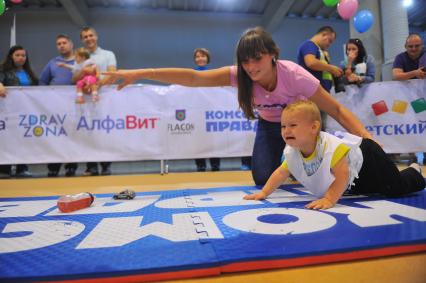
[392,100,408,114]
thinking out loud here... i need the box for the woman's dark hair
[1,45,38,85]
[236,27,280,119]
[346,38,367,65]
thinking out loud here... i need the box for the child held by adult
[58,47,99,103]
[244,101,424,209]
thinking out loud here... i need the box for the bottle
[57,192,95,213]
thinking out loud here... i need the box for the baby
[58,47,99,104]
[244,100,425,209]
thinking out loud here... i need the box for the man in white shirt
[74,27,117,176]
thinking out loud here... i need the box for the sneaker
[83,169,99,176]
[240,164,250,171]
[211,166,220,172]
[16,170,32,178]
[101,167,111,176]
[197,166,206,172]
[65,167,76,177]
[409,163,422,175]
[47,170,59,177]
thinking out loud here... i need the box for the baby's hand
[243,191,267,200]
[57,62,66,67]
[305,197,335,210]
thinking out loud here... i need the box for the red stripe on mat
[221,243,426,272]
[41,244,426,283]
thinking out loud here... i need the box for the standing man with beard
[39,34,78,177]
[73,27,117,176]
[393,33,426,165]
[297,26,343,129]
[392,34,425,80]
[297,26,343,93]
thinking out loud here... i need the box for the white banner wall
[327,79,426,153]
[1,80,425,164]
[0,85,256,164]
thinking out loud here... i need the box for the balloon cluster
[0,0,5,16]
[0,0,23,16]
[323,0,374,33]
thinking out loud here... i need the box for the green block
[410,98,426,113]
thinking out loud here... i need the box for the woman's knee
[252,168,272,186]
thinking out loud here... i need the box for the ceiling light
[403,0,413,7]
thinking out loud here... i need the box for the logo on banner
[367,98,426,136]
[19,114,67,137]
[175,110,186,121]
[205,110,258,132]
[77,115,159,133]
[371,98,426,116]
[168,109,194,135]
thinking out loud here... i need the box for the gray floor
[21,157,249,178]
[2,153,423,179]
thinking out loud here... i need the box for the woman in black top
[0,45,38,178]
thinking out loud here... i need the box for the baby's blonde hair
[283,100,322,126]
[75,47,90,60]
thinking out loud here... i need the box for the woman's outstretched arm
[309,85,373,139]
[103,66,232,90]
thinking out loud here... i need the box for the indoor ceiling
[5,0,426,31]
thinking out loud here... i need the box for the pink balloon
[11,0,23,3]
[337,0,359,20]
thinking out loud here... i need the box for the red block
[371,100,388,116]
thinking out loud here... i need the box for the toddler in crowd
[58,47,99,103]
[244,100,425,209]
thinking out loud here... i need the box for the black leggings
[351,139,425,196]
[251,119,285,185]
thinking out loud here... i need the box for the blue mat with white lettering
[1,184,426,282]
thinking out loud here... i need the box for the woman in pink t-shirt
[104,27,373,185]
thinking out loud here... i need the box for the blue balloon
[353,10,374,33]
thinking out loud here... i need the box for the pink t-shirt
[230,60,320,122]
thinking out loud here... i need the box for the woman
[103,27,373,185]
[340,38,375,85]
[0,45,38,178]
[192,48,221,172]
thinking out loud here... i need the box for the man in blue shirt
[297,26,343,92]
[393,34,426,80]
[39,34,75,86]
[392,34,426,165]
[39,34,78,177]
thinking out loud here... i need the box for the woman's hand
[102,69,141,90]
[0,84,6,98]
[347,50,357,62]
